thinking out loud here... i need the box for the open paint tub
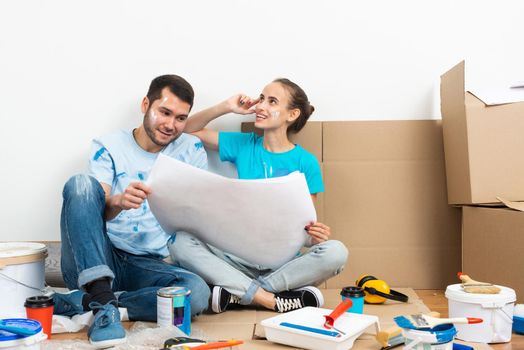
[0,319,47,349]
[402,324,457,350]
[445,283,515,343]
[261,306,379,350]
[0,243,47,319]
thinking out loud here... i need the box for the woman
[168,78,348,313]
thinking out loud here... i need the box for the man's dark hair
[146,75,194,109]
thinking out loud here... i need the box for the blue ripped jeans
[60,175,210,321]
[168,232,348,305]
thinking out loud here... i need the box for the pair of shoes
[88,302,127,348]
[274,286,324,313]
[211,286,242,313]
[52,289,86,317]
[211,285,324,314]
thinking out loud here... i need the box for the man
[54,75,210,347]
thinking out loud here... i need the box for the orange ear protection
[355,274,409,304]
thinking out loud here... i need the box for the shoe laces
[275,296,303,312]
[229,294,241,305]
[89,302,118,328]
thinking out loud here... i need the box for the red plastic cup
[24,295,54,339]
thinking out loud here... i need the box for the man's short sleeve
[88,140,115,186]
[218,132,254,163]
[190,140,208,170]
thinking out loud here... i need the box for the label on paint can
[157,287,191,335]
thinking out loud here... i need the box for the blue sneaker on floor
[52,290,86,317]
[88,302,126,348]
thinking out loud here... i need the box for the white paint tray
[261,307,380,350]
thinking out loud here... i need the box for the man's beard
[144,108,178,147]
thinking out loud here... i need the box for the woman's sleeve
[302,154,324,194]
[218,132,254,163]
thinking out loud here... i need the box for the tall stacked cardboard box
[440,61,524,302]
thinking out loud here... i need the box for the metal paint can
[157,286,191,335]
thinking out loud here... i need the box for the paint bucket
[0,243,47,319]
[0,319,47,349]
[340,286,365,314]
[157,287,191,335]
[445,283,515,343]
[402,324,456,350]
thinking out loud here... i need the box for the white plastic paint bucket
[0,243,47,319]
[0,319,47,350]
[445,283,515,343]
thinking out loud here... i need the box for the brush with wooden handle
[376,312,440,348]
[458,272,501,294]
[394,314,482,330]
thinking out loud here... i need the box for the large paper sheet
[147,154,316,269]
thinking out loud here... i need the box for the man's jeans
[168,232,348,305]
[60,175,210,321]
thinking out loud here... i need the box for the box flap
[440,61,473,203]
[497,196,524,212]
[468,86,524,106]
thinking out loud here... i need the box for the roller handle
[190,340,244,349]
[324,298,353,328]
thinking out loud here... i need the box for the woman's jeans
[168,231,348,305]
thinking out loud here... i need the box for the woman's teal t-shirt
[218,132,324,194]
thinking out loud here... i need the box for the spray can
[157,287,191,335]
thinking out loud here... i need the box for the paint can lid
[157,286,191,297]
[340,286,365,298]
[24,295,54,308]
[445,283,516,304]
[0,318,43,344]
[0,242,47,267]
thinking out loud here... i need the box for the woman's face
[254,82,295,131]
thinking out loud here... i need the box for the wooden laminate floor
[51,290,524,349]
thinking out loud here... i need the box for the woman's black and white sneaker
[211,286,241,313]
[274,286,324,313]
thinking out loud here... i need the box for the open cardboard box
[440,60,524,205]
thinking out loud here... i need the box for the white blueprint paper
[146,153,316,269]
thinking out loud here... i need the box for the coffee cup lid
[24,295,54,308]
[340,286,365,298]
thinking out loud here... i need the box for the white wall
[1,0,523,241]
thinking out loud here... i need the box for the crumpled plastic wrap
[42,322,208,350]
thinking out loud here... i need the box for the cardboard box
[322,121,462,289]
[440,61,524,204]
[462,206,524,302]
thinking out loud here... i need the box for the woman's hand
[226,94,259,115]
[305,221,331,245]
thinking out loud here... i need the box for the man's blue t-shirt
[218,132,324,194]
[88,129,207,257]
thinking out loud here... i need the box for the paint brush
[394,314,482,330]
[167,340,243,349]
[458,272,501,294]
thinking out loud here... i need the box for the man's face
[143,88,191,147]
